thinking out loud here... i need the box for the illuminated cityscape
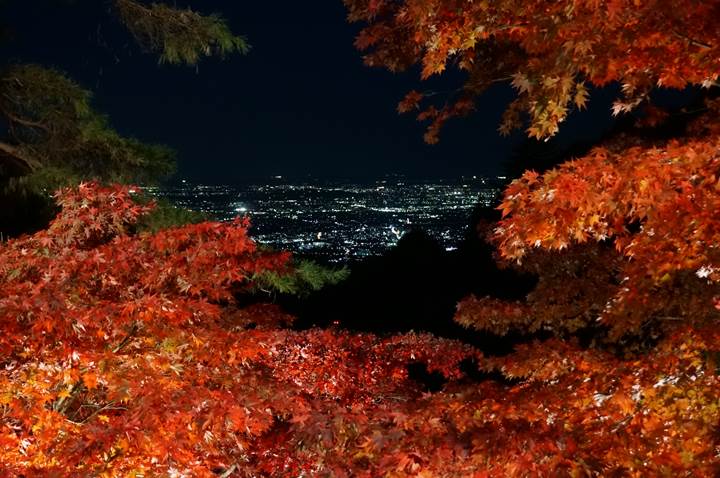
[149,177,504,262]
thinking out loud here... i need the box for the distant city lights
[151,177,503,262]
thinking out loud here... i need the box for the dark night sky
[1,0,621,183]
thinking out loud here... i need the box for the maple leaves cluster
[4,0,720,475]
[344,2,720,472]
[447,57,720,478]
[449,107,720,472]
[1,184,719,475]
[454,101,715,340]
[345,0,720,141]
[0,184,476,476]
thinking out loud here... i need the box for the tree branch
[219,464,238,478]
[672,30,712,49]
[2,109,51,133]
[0,140,37,173]
[53,381,83,414]
[77,401,127,424]
[112,322,139,353]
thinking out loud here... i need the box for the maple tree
[452,100,720,343]
[342,0,720,474]
[345,0,720,338]
[2,183,719,476]
[0,183,478,476]
[3,0,720,474]
[345,0,720,142]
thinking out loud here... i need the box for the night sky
[1,1,620,183]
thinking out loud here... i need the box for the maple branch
[490,76,515,84]
[675,106,710,116]
[53,381,84,415]
[219,464,238,478]
[423,77,514,98]
[422,88,461,98]
[611,415,632,432]
[112,322,139,353]
[672,30,712,49]
[492,24,529,33]
[78,401,127,424]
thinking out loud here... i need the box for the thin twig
[112,322,139,353]
[672,30,712,49]
[79,401,127,424]
[219,463,238,478]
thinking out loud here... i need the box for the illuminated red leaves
[346,0,720,141]
[0,183,485,476]
[455,295,532,335]
[397,90,424,113]
[49,182,153,248]
[3,182,720,475]
[490,107,720,333]
[271,330,479,402]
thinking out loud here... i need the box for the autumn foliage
[4,0,720,474]
[341,0,720,474]
[346,0,720,142]
[345,0,720,335]
[0,184,479,476]
[2,185,720,474]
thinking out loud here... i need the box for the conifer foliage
[0,65,175,193]
[115,0,249,66]
[0,1,247,193]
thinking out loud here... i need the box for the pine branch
[0,140,37,172]
[114,0,249,65]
